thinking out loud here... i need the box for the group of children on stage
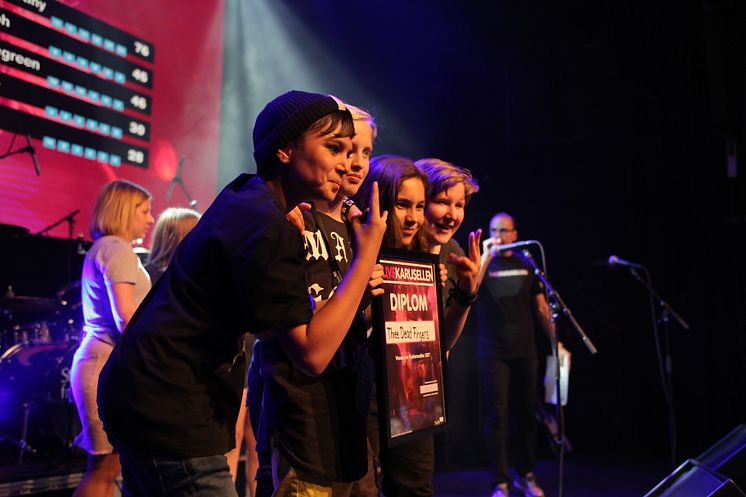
[69,90,544,497]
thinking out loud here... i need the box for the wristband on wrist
[454,285,478,306]
[340,196,356,222]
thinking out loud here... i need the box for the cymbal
[0,295,60,314]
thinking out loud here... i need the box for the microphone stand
[521,250,598,355]
[166,156,198,210]
[624,266,688,469]
[0,133,40,175]
[519,249,597,497]
[35,209,80,240]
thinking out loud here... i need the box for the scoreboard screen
[0,0,225,240]
[1,0,155,167]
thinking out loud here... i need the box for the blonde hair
[147,208,201,271]
[345,103,378,140]
[89,179,151,240]
[415,158,479,203]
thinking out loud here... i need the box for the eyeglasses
[496,228,515,234]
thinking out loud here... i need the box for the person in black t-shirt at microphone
[476,212,556,497]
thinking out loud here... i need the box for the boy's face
[283,124,353,203]
[424,182,466,247]
[342,120,373,197]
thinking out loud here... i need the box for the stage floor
[0,452,668,497]
[434,455,669,497]
[0,452,85,497]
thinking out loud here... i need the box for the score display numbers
[0,0,155,168]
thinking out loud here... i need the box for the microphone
[489,240,538,256]
[76,233,87,255]
[608,255,644,269]
[25,135,41,176]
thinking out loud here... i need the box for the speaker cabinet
[698,424,746,491]
[645,424,746,497]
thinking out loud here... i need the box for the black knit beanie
[253,90,349,173]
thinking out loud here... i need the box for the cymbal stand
[18,402,31,464]
[0,402,38,464]
[35,209,80,240]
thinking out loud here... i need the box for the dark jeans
[118,447,237,497]
[480,355,538,485]
[255,460,274,497]
[359,382,433,497]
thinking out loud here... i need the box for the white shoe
[490,483,509,497]
[513,472,545,497]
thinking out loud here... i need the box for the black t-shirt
[439,238,465,310]
[476,253,543,358]
[97,174,313,458]
[304,210,352,304]
[256,208,372,484]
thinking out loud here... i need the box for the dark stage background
[219,0,746,467]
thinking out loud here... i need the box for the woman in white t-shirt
[71,179,154,497]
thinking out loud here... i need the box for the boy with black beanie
[98,90,387,497]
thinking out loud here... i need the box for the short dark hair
[253,90,354,175]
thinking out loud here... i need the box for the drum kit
[0,283,83,465]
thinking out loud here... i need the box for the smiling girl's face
[394,177,426,248]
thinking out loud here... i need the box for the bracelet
[454,285,478,306]
[340,196,356,222]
